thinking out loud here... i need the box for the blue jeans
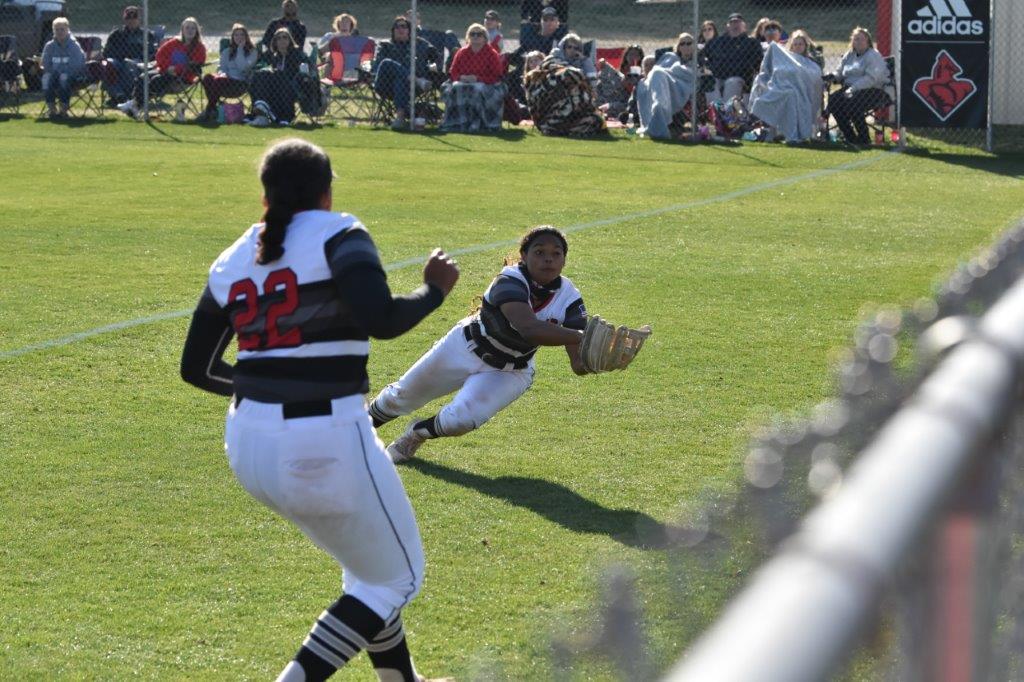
[106,58,141,101]
[374,59,411,114]
[43,72,73,107]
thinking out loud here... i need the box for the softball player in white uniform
[368,226,588,462]
[180,139,458,682]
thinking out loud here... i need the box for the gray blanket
[635,52,694,140]
[748,43,823,141]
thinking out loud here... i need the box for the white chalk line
[1,152,890,360]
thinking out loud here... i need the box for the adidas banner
[901,0,990,128]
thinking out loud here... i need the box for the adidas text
[907,17,984,36]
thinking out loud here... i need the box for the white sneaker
[116,100,137,115]
[386,421,426,464]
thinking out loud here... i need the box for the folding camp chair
[0,35,21,115]
[824,55,897,145]
[596,46,626,71]
[144,37,206,120]
[214,36,251,111]
[319,35,375,123]
[68,35,106,117]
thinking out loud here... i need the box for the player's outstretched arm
[337,249,459,340]
[180,286,235,397]
[500,301,584,347]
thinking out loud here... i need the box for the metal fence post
[142,0,149,121]
[409,0,417,132]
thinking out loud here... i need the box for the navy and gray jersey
[180,210,444,402]
[465,264,586,369]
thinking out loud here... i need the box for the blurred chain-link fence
[1,0,1020,148]
[551,219,1024,681]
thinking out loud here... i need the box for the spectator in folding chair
[261,0,306,51]
[512,7,566,69]
[0,35,20,96]
[441,23,505,133]
[748,31,823,142]
[371,15,441,130]
[196,23,256,122]
[825,26,888,145]
[40,18,86,119]
[595,44,643,123]
[317,12,358,52]
[118,17,206,118]
[523,53,604,137]
[102,5,158,106]
[247,27,315,126]
[484,10,503,53]
[549,33,596,84]
[634,33,698,140]
[703,12,762,105]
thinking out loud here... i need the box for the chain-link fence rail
[1,0,1018,147]
[547,219,1024,681]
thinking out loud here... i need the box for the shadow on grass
[408,458,705,550]
[900,148,1024,179]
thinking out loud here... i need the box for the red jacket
[448,44,504,85]
[155,38,207,82]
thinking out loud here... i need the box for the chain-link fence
[548,219,1024,681]
[0,0,1019,148]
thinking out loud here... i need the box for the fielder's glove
[579,315,652,374]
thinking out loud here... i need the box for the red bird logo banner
[912,49,977,122]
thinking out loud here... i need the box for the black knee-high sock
[290,595,386,681]
[365,616,417,682]
[413,415,440,438]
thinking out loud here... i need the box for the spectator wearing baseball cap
[102,4,158,105]
[703,11,763,105]
[484,9,503,52]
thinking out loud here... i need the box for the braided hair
[256,139,333,265]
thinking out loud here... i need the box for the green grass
[1,119,1023,680]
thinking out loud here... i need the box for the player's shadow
[407,459,703,550]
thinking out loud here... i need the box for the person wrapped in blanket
[523,44,604,136]
[634,33,697,140]
[441,23,506,132]
[747,31,823,142]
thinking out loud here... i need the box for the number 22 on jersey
[228,268,302,350]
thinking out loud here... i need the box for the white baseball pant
[224,393,424,622]
[374,323,535,436]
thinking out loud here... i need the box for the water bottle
[874,130,884,146]
[216,104,225,124]
[173,100,186,122]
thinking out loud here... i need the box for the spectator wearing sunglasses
[550,33,596,82]
[442,23,506,132]
[634,32,698,139]
[372,15,441,129]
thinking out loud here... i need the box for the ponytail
[256,195,294,264]
[255,138,334,265]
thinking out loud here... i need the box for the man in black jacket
[102,5,158,104]
[703,13,763,104]
[261,0,307,50]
